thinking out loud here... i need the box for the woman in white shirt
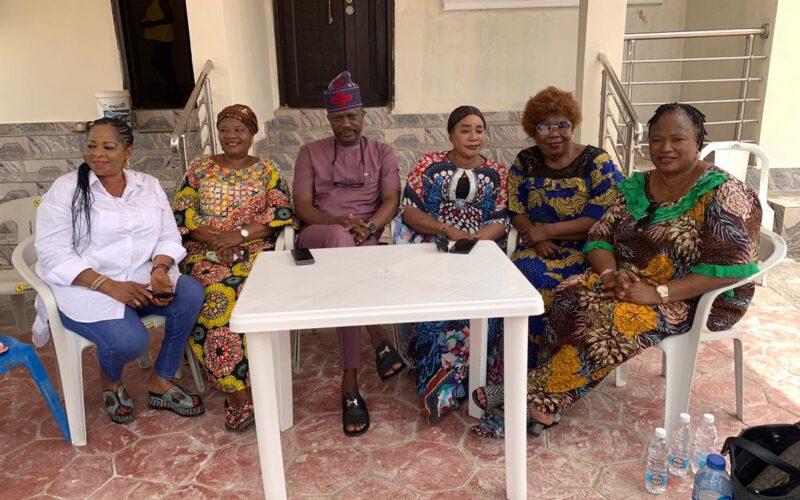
[36,118,205,424]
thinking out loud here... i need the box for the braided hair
[71,117,134,252]
[647,102,708,148]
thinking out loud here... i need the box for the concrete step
[768,191,800,257]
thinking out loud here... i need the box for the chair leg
[662,345,694,438]
[661,351,667,377]
[58,339,89,446]
[290,330,300,373]
[615,363,628,387]
[185,344,205,393]
[10,294,28,336]
[734,337,744,421]
[20,344,71,444]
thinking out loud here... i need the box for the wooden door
[112,0,195,109]
[274,0,392,108]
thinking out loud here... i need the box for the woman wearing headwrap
[393,105,508,422]
[172,104,294,431]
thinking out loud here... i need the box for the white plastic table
[230,241,543,499]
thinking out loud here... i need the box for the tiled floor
[1,260,799,499]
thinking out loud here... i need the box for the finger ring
[133,300,141,307]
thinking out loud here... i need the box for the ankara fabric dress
[395,152,507,421]
[173,156,293,392]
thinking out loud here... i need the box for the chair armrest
[507,227,519,258]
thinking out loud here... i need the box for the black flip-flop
[375,341,406,382]
[342,391,370,437]
[527,413,561,437]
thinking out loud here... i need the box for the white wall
[681,0,777,143]
[623,0,688,122]
[0,0,124,123]
[185,0,280,145]
[393,1,580,114]
[759,0,800,169]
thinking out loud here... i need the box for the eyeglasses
[328,110,363,125]
[331,139,365,188]
[535,120,572,136]
[635,201,660,228]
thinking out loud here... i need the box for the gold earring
[124,158,131,169]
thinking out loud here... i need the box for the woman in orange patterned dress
[172,104,293,431]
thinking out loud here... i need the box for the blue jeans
[59,275,204,382]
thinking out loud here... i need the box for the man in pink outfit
[292,71,405,437]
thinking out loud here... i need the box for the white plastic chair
[0,196,40,335]
[12,236,205,446]
[699,141,774,232]
[614,228,787,437]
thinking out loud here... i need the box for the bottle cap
[680,413,691,423]
[703,413,715,424]
[706,454,726,470]
[655,427,666,439]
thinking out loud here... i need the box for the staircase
[258,107,534,181]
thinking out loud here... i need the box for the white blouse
[35,169,186,322]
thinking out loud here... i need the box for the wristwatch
[366,221,377,236]
[239,227,250,241]
[655,284,669,303]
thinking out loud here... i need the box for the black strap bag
[722,422,800,499]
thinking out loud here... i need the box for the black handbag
[722,422,800,499]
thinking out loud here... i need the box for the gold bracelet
[90,274,109,291]
[599,269,614,277]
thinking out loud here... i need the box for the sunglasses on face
[535,120,572,136]
[635,201,660,229]
[328,111,363,125]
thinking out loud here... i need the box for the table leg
[246,332,288,500]
[468,318,488,419]
[273,330,294,431]
[504,316,527,500]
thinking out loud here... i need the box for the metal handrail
[621,25,769,142]
[598,52,644,176]
[170,60,217,176]
[624,25,769,41]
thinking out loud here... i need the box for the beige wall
[185,0,280,146]
[0,0,124,123]
[624,0,688,121]
[393,1,580,114]
[759,0,800,169]
[681,0,777,143]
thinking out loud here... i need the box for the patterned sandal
[472,385,504,412]
[527,412,561,438]
[224,399,255,432]
[103,384,135,424]
[148,385,205,417]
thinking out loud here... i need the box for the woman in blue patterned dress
[394,105,508,422]
[510,87,623,367]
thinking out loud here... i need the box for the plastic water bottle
[691,413,718,474]
[691,453,733,500]
[646,427,669,494]
[669,412,693,477]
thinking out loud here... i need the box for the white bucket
[94,90,132,123]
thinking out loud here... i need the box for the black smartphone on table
[291,248,315,265]
[450,238,479,254]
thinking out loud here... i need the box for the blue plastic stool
[0,335,71,444]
